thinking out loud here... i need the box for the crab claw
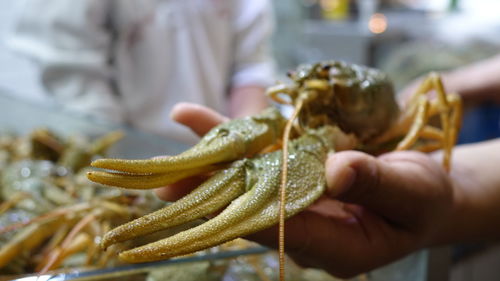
[100,160,248,248]
[101,127,336,263]
[87,108,286,189]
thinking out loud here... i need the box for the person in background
[156,53,500,278]
[8,0,274,144]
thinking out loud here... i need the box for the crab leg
[103,127,336,263]
[88,108,286,188]
[395,73,462,170]
[373,73,462,170]
[0,216,70,268]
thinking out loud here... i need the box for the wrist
[431,140,500,246]
[429,174,470,246]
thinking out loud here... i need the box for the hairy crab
[88,61,462,267]
[0,129,164,275]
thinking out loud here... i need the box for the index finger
[154,176,207,202]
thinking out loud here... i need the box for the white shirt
[8,0,275,144]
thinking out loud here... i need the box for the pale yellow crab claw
[87,108,286,189]
[100,127,336,263]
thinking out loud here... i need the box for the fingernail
[326,164,356,197]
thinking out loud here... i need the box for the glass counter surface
[0,93,429,281]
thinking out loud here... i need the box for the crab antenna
[279,96,305,281]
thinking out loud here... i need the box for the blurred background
[0,0,499,280]
[2,0,500,101]
[2,0,500,143]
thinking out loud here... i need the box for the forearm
[442,54,500,104]
[436,138,500,245]
[228,85,269,118]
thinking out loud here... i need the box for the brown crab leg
[108,127,336,263]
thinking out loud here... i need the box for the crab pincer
[88,107,286,189]
[96,126,336,262]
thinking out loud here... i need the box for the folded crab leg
[90,107,286,175]
[112,127,336,263]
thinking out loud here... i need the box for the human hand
[157,102,456,278]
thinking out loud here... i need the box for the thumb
[325,150,447,227]
[170,102,229,137]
